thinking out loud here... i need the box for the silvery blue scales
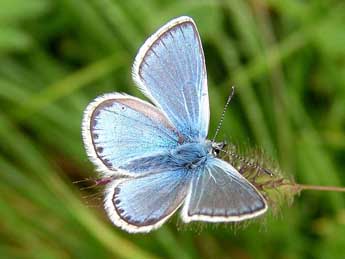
[82,16,267,233]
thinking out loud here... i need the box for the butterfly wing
[105,169,191,233]
[132,16,209,140]
[82,93,181,176]
[181,158,267,222]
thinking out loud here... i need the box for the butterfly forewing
[182,158,267,222]
[133,16,209,140]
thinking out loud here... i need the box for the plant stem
[296,184,345,193]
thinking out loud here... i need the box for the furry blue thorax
[169,142,212,169]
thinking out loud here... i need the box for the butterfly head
[210,140,227,157]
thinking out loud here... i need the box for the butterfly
[82,16,267,233]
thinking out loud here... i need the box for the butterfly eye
[120,106,126,111]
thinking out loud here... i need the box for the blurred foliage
[0,0,345,258]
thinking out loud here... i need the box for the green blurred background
[1,0,345,258]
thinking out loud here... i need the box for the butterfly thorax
[169,141,213,170]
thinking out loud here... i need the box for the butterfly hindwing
[132,16,209,140]
[105,169,191,233]
[82,93,180,176]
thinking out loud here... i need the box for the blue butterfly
[82,16,267,233]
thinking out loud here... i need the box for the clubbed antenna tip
[212,86,235,143]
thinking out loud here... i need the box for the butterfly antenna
[212,86,235,143]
